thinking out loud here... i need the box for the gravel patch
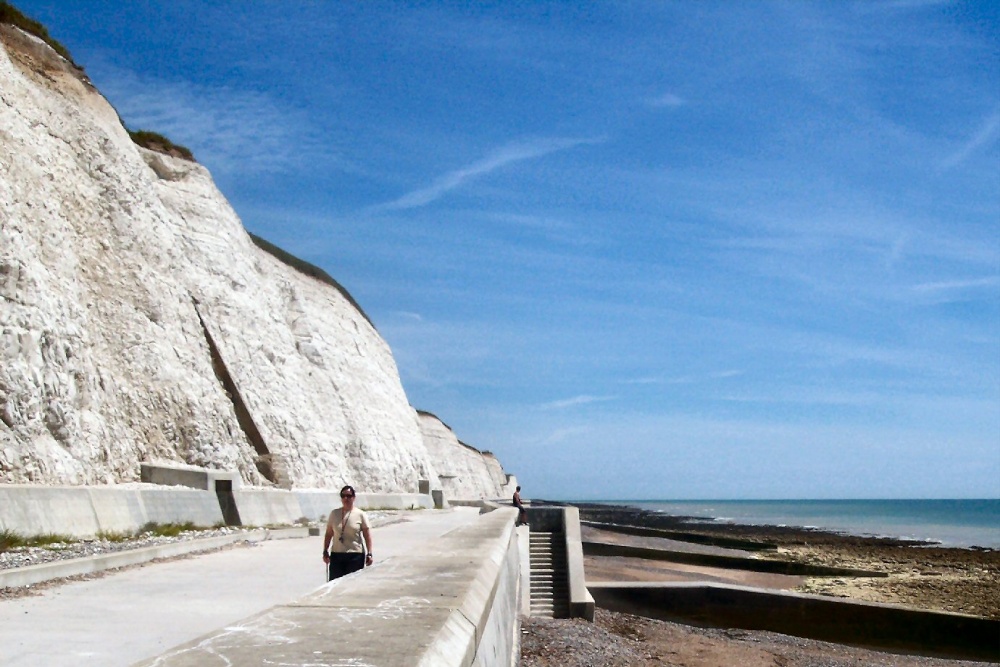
[521,609,996,667]
[0,525,256,571]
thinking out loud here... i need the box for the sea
[588,499,1000,549]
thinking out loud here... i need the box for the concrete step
[528,530,569,619]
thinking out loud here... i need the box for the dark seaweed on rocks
[567,500,934,547]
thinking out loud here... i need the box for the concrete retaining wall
[0,485,439,539]
[135,507,523,667]
[132,487,226,530]
[589,582,1000,663]
[140,462,241,491]
[294,490,435,522]
[0,485,224,538]
[0,485,102,537]
[231,488,307,526]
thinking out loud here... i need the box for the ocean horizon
[569,498,1000,549]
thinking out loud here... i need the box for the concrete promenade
[0,507,484,667]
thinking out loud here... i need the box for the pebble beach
[521,502,999,667]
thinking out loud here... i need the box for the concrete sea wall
[589,581,1000,663]
[135,507,522,667]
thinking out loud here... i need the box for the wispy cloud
[624,370,743,385]
[86,59,323,174]
[941,109,1000,170]
[540,395,616,410]
[372,137,601,211]
[648,92,686,108]
[710,369,744,380]
[911,276,1000,294]
[624,377,664,385]
[719,388,890,407]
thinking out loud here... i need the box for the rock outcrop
[0,24,509,495]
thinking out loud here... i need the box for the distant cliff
[0,21,509,495]
[418,411,514,499]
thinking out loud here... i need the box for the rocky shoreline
[573,502,1000,619]
[521,501,999,667]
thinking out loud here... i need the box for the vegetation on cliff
[1,2,195,163]
[1,4,358,306]
[127,129,195,162]
[0,0,74,65]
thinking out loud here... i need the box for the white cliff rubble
[0,25,509,496]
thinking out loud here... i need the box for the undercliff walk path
[0,507,483,667]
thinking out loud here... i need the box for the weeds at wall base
[0,529,76,553]
[1,522,217,554]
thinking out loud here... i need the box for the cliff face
[418,412,510,499]
[0,26,507,495]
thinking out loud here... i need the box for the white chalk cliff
[417,411,514,500]
[0,25,510,495]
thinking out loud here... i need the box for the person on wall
[322,484,373,580]
[513,485,528,527]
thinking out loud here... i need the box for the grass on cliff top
[0,1,76,66]
[128,129,196,162]
[248,232,375,329]
[0,3,195,164]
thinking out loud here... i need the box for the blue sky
[15,1,999,499]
